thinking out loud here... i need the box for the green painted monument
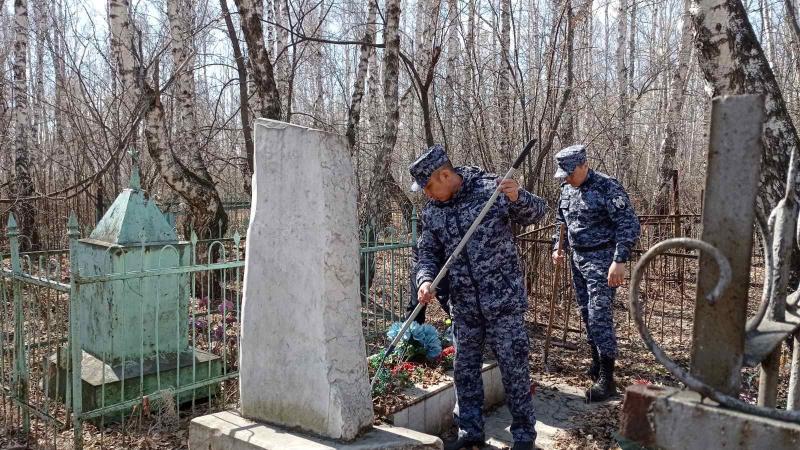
[46,150,222,418]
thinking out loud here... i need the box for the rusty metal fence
[517,213,766,368]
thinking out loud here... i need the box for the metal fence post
[8,214,30,434]
[67,212,83,450]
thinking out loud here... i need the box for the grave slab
[189,410,442,450]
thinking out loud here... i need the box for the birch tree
[108,0,228,238]
[232,0,281,120]
[168,0,211,183]
[690,0,799,216]
[499,0,512,161]
[655,0,693,212]
[220,0,254,191]
[13,0,38,247]
[443,0,460,148]
[364,0,401,229]
[345,0,377,152]
[0,2,9,181]
[616,0,630,182]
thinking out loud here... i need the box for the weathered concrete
[240,119,372,440]
[390,362,504,435]
[189,411,442,450]
[690,95,764,395]
[619,384,800,450]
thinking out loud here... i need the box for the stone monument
[188,120,441,449]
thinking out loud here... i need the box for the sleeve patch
[612,196,627,209]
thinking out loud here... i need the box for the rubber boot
[443,436,486,450]
[585,356,616,402]
[585,345,600,381]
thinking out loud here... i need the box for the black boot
[443,436,486,450]
[585,356,617,402]
[585,345,600,381]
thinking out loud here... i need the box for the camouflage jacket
[416,166,547,320]
[553,170,641,262]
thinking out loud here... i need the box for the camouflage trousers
[570,247,618,358]
[452,312,537,443]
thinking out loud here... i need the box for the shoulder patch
[612,196,627,209]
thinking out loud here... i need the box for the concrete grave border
[389,361,505,435]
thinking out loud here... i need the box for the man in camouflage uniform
[410,144,547,450]
[551,145,640,402]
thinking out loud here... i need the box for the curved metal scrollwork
[629,237,800,423]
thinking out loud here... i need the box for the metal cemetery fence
[1,213,245,449]
[1,207,418,449]
[3,204,767,449]
[360,212,418,356]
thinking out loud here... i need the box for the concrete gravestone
[189,119,441,449]
[239,119,373,439]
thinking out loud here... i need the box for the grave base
[189,410,442,450]
[45,347,223,420]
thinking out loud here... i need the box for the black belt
[571,241,615,252]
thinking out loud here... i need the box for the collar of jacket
[579,169,597,190]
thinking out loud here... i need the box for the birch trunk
[364,0,401,229]
[168,0,211,183]
[690,0,799,216]
[0,3,9,169]
[499,0,512,161]
[32,0,43,151]
[51,0,66,147]
[13,0,38,248]
[444,0,459,147]
[560,0,575,145]
[464,0,477,160]
[109,0,228,238]
[275,0,290,112]
[345,0,377,152]
[312,2,325,127]
[655,0,693,212]
[233,0,281,119]
[220,0,254,192]
[616,0,629,182]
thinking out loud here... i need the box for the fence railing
[517,214,765,372]
[4,208,762,448]
[360,212,418,356]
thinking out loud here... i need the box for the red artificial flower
[442,346,456,357]
[392,362,416,376]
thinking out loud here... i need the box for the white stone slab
[189,411,442,450]
[390,362,505,435]
[240,119,372,440]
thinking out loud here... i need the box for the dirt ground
[416,264,790,450]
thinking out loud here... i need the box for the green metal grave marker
[47,159,222,420]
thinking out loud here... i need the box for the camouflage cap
[554,144,587,178]
[409,144,451,191]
